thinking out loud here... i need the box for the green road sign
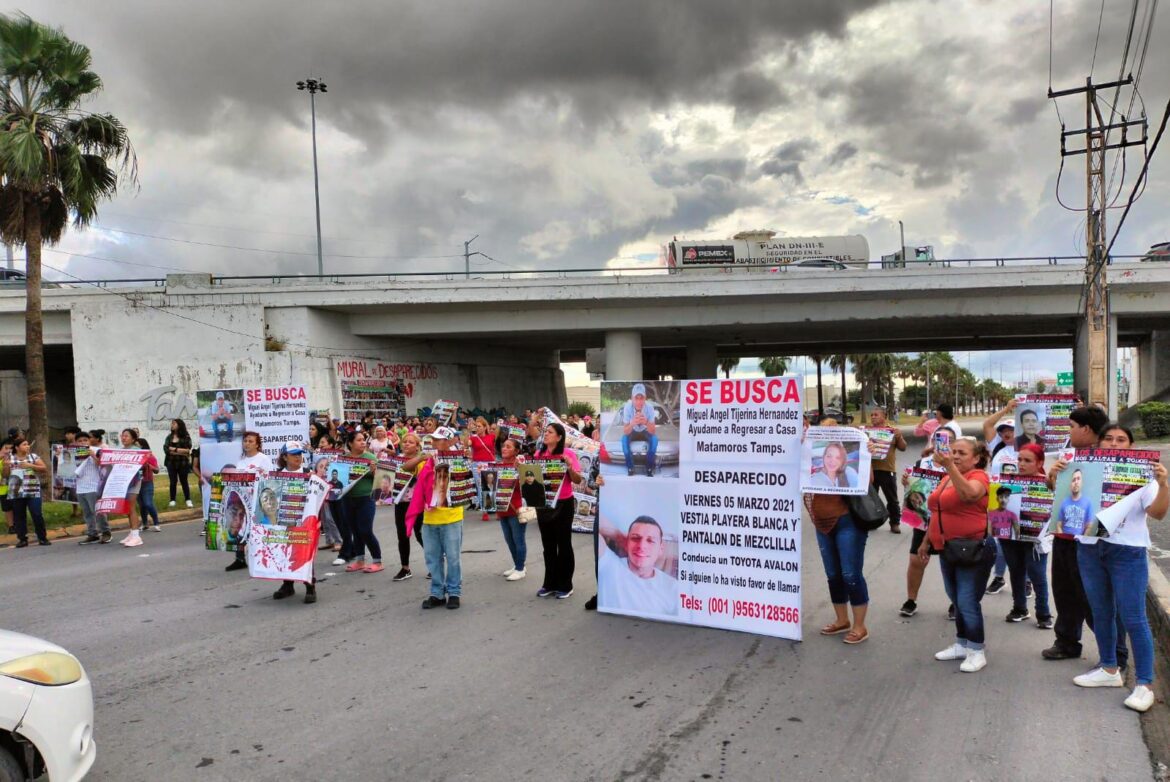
[1056,371,1074,386]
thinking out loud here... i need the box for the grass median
[2,473,203,535]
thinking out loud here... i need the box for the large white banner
[598,378,804,640]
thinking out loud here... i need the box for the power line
[1089,0,1106,76]
[1105,93,1170,259]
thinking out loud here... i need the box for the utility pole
[898,220,906,266]
[296,77,328,277]
[1049,76,1145,413]
[463,234,479,279]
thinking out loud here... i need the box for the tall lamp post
[296,77,327,277]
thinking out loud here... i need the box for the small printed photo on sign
[518,463,546,508]
[599,380,681,479]
[196,389,245,445]
[597,478,680,618]
[1014,406,1046,449]
[807,440,861,489]
[988,485,1023,540]
[1051,463,1103,537]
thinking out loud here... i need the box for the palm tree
[718,357,740,378]
[827,355,848,413]
[812,354,824,415]
[758,356,789,376]
[0,14,136,458]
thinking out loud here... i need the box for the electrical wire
[1089,0,1107,76]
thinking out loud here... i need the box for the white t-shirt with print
[1089,481,1160,549]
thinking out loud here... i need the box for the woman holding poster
[118,429,147,548]
[1067,424,1169,712]
[805,425,870,645]
[996,444,1053,628]
[391,432,427,582]
[341,431,383,574]
[534,423,582,599]
[271,442,319,604]
[496,438,527,581]
[2,437,49,547]
[922,438,995,673]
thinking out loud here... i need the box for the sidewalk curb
[0,509,201,547]
[1148,556,1170,657]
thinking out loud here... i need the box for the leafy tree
[0,14,137,457]
[718,357,740,379]
[827,355,849,412]
[566,401,596,418]
[758,356,789,377]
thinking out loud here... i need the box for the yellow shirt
[424,506,464,525]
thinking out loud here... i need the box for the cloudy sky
[23,0,1169,385]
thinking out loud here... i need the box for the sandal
[843,629,870,645]
[362,563,385,574]
[820,621,851,636]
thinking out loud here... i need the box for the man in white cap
[619,383,658,477]
[211,391,235,443]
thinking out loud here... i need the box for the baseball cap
[433,426,458,440]
[996,418,1015,432]
[631,383,647,397]
[281,440,307,455]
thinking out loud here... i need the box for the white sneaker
[123,531,143,548]
[186,500,193,508]
[332,557,346,566]
[960,650,987,673]
[1125,685,1155,712]
[502,568,516,577]
[168,501,176,507]
[506,569,527,581]
[1074,667,1124,688]
[935,643,968,661]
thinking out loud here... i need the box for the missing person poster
[51,444,85,504]
[494,464,520,514]
[94,449,150,515]
[800,426,872,495]
[598,377,804,641]
[1049,449,1160,537]
[341,378,406,423]
[540,407,601,454]
[436,454,477,506]
[246,471,329,582]
[988,475,1053,542]
[431,399,458,426]
[195,385,309,518]
[572,491,597,533]
[1013,394,1077,451]
[862,427,896,461]
[373,454,415,506]
[901,466,946,531]
[316,454,374,501]
[532,459,567,506]
[204,471,256,552]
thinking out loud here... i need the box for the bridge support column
[1138,330,1170,403]
[605,330,643,380]
[686,341,717,379]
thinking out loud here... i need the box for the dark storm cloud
[760,138,817,184]
[39,0,887,141]
[823,141,858,167]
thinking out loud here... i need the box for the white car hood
[0,629,69,664]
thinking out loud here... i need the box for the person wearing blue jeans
[423,521,463,602]
[138,478,161,530]
[619,383,658,477]
[11,496,49,546]
[810,504,869,644]
[499,513,526,576]
[937,537,996,654]
[999,539,1049,625]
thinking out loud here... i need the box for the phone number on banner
[691,596,800,624]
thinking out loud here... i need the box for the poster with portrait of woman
[799,427,871,496]
[246,471,329,583]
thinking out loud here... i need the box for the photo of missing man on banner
[598,380,681,479]
[597,479,679,617]
[1014,406,1045,449]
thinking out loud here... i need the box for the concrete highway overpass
[1,261,1168,441]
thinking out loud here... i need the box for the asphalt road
[0,441,1158,781]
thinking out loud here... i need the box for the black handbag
[847,484,889,531]
[935,479,991,567]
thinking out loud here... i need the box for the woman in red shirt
[470,417,497,521]
[919,437,995,672]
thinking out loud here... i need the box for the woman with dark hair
[922,437,995,672]
[497,438,528,581]
[1066,423,1169,712]
[342,431,383,574]
[119,428,147,547]
[2,436,49,547]
[163,418,194,508]
[390,432,426,581]
[136,437,162,533]
[535,422,583,599]
[308,421,326,451]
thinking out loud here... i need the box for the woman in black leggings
[163,418,193,507]
[534,423,583,599]
[392,432,427,581]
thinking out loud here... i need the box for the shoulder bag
[847,484,889,531]
[935,477,992,567]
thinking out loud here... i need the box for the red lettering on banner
[718,379,801,404]
[335,359,439,383]
[685,381,713,405]
[262,387,307,401]
[246,389,261,402]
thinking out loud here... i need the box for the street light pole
[296,77,328,277]
[898,220,906,266]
